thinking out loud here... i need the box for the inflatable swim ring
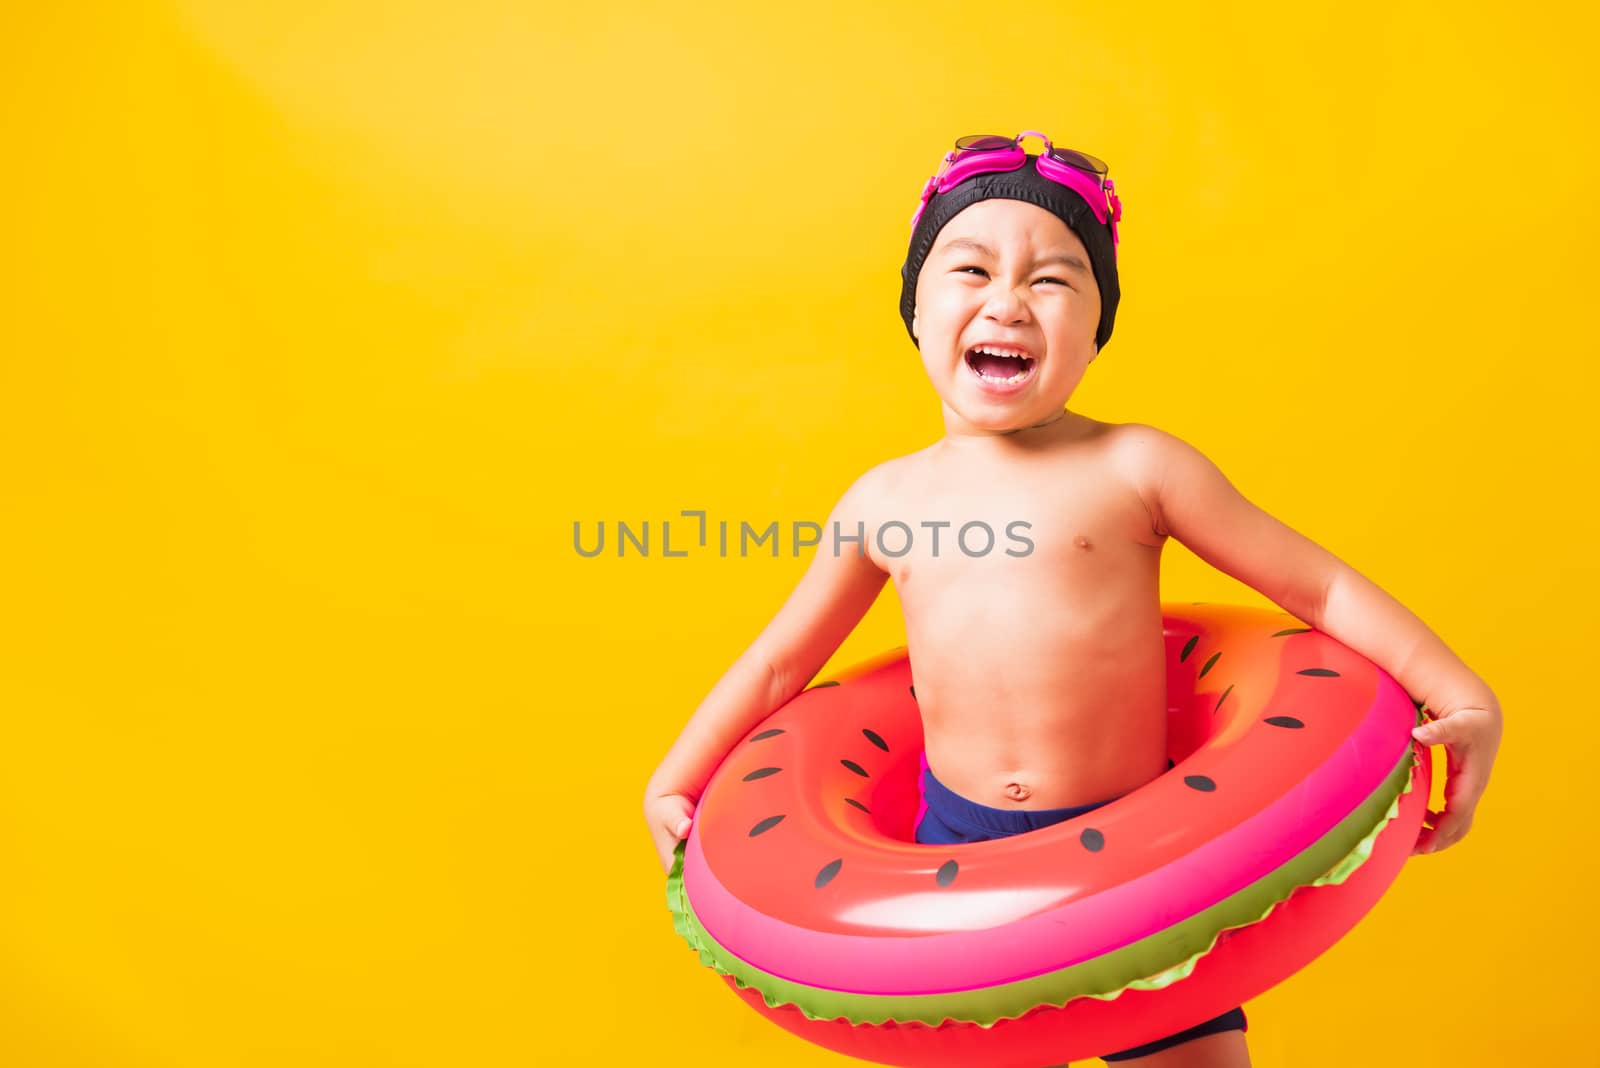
[665,603,1432,1067]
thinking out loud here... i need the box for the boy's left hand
[1409,699,1502,856]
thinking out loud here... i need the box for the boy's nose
[983,289,1032,321]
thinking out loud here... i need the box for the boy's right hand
[644,791,698,875]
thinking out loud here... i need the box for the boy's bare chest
[866,449,1158,590]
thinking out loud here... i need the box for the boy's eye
[958,266,1069,287]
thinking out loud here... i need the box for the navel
[1074,535,1094,551]
[1004,782,1032,802]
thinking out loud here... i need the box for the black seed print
[840,759,870,778]
[1272,628,1311,637]
[749,815,786,836]
[815,859,843,888]
[844,798,871,814]
[1297,668,1340,677]
[1180,636,1198,662]
[1265,716,1305,729]
[750,728,785,742]
[862,728,889,752]
[1080,828,1105,852]
[1199,651,1221,678]
[936,860,959,887]
[1184,775,1217,792]
[743,767,782,781]
[1214,684,1234,712]
[809,680,840,689]
[909,685,916,699]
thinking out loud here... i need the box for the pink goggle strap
[908,142,1122,258]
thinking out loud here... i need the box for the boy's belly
[906,595,1171,810]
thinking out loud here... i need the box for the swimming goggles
[909,131,1122,254]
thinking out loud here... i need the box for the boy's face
[911,199,1102,438]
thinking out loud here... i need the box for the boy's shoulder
[1099,419,1195,502]
[835,450,920,508]
[823,449,942,532]
[1101,419,1187,472]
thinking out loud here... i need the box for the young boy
[642,132,1503,1066]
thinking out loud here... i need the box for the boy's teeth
[968,347,1035,383]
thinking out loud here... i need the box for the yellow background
[3,2,1595,1064]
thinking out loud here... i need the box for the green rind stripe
[667,730,1421,1027]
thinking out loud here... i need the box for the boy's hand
[1409,699,1502,856]
[644,791,698,874]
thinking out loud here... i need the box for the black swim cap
[899,154,1121,353]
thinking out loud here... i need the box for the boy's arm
[1118,424,1497,713]
[643,467,890,807]
[1119,423,1502,855]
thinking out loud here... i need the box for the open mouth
[965,346,1037,385]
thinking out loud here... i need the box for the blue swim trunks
[915,759,1248,1063]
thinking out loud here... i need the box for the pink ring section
[683,672,1413,997]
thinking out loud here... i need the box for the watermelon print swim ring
[666,603,1432,1067]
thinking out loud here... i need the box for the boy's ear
[911,310,919,342]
